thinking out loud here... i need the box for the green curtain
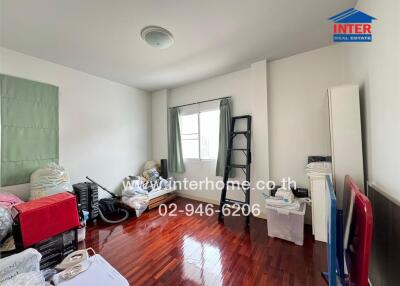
[216,98,232,177]
[168,107,185,173]
[0,74,59,186]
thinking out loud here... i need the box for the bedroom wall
[160,51,348,218]
[268,0,400,205]
[151,89,168,161]
[268,45,348,188]
[0,47,152,200]
[345,0,400,202]
[166,60,269,217]
[343,2,399,283]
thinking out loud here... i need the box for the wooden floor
[84,198,327,286]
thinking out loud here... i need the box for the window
[180,108,220,160]
[199,110,219,159]
[180,113,199,159]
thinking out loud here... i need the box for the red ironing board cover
[13,192,79,248]
[345,176,373,286]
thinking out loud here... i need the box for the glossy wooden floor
[83,198,327,286]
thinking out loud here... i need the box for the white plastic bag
[123,181,145,197]
[158,177,171,189]
[2,271,45,286]
[0,248,42,284]
[30,163,73,199]
[121,195,149,217]
[0,206,13,242]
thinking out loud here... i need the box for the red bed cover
[13,192,80,248]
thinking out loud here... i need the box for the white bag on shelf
[30,163,73,199]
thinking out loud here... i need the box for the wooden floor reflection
[83,198,326,286]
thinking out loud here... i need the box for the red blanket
[13,192,79,248]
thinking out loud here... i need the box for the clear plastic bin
[265,203,306,245]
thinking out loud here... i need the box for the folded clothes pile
[121,178,149,217]
[306,162,332,176]
[121,174,172,217]
[265,197,302,210]
[121,160,174,216]
[275,188,295,203]
[265,187,310,211]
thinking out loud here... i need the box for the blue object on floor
[322,175,345,286]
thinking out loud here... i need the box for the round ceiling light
[140,26,174,49]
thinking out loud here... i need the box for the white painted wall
[250,61,270,190]
[344,0,400,201]
[166,60,269,216]
[151,89,168,161]
[267,0,400,210]
[0,47,152,200]
[266,0,400,203]
[268,45,348,188]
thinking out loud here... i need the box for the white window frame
[197,111,202,160]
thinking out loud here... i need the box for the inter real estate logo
[329,8,376,42]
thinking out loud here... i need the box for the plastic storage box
[265,203,306,245]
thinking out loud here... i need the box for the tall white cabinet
[328,85,364,207]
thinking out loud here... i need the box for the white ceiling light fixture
[140,26,174,49]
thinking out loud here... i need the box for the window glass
[200,110,220,160]
[180,114,199,159]
[180,106,220,160]
[180,113,198,134]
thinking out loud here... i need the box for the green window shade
[0,74,59,186]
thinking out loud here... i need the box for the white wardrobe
[328,85,364,207]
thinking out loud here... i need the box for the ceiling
[0,0,356,91]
